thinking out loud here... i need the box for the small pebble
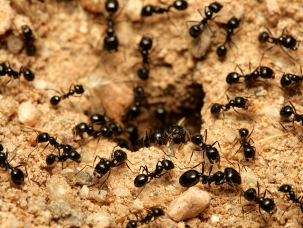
[6,34,24,54]
[80,0,103,13]
[18,101,39,127]
[86,212,111,228]
[0,0,13,35]
[46,175,74,204]
[167,187,211,222]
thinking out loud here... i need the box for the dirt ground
[0,0,303,227]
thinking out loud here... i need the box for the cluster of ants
[1,0,303,227]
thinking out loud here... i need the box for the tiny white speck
[211,215,220,224]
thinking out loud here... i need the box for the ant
[21,25,36,56]
[141,0,188,17]
[233,127,256,161]
[137,36,153,80]
[134,159,175,199]
[46,144,81,167]
[241,182,277,223]
[279,184,303,213]
[188,2,223,38]
[0,62,35,88]
[216,17,240,58]
[125,86,148,120]
[258,28,298,62]
[28,132,63,157]
[226,65,275,86]
[280,101,303,127]
[49,84,84,106]
[280,66,303,88]
[189,129,222,165]
[0,144,29,185]
[126,208,165,228]
[211,95,248,115]
[104,0,119,52]
[77,147,131,191]
[179,162,241,192]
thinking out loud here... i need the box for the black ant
[189,129,222,165]
[77,147,131,191]
[216,16,240,58]
[233,128,256,161]
[279,184,303,213]
[141,0,188,17]
[188,2,223,38]
[21,25,36,56]
[280,66,303,88]
[28,132,68,157]
[134,159,174,199]
[0,62,35,89]
[241,182,277,223]
[179,162,241,192]
[104,0,119,52]
[49,84,84,106]
[137,36,153,80]
[126,208,165,228]
[258,28,298,62]
[280,101,303,127]
[211,96,248,115]
[0,144,29,185]
[226,65,275,86]
[137,129,167,152]
[125,86,148,120]
[124,124,139,147]
[46,144,81,167]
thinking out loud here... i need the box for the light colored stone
[266,0,281,27]
[190,29,212,58]
[6,34,24,54]
[80,0,104,13]
[0,0,13,35]
[86,212,111,228]
[125,0,142,22]
[18,102,39,127]
[167,187,211,222]
[46,175,74,204]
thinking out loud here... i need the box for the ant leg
[258,205,268,224]
[260,44,276,64]
[187,148,202,166]
[75,164,94,176]
[242,204,256,217]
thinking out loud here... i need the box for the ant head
[151,208,165,217]
[259,66,275,79]
[141,5,153,17]
[160,159,174,170]
[105,0,119,15]
[226,72,241,84]
[206,147,220,164]
[173,0,188,11]
[208,2,223,13]
[238,128,249,139]
[74,84,84,94]
[21,25,33,38]
[113,149,127,163]
[50,96,61,106]
[280,73,292,87]
[244,188,257,201]
[216,45,227,58]
[280,105,294,118]
[262,198,277,214]
[189,25,202,38]
[139,36,153,51]
[282,35,298,51]
[258,31,270,43]
[227,17,240,30]
[211,103,222,114]
[11,167,25,185]
[278,184,292,193]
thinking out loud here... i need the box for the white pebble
[6,34,23,54]
[0,0,13,35]
[124,0,142,22]
[90,190,107,202]
[80,0,103,13]
[79,185,89,199]
[86,212,111,228]
[18,102,39,127]
[167,187,211,222]
[190,29,212,58]
[46,175,74,204]
[210,214,220,224]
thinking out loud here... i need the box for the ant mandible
[188,2,223,38]
[0,144,29,185]
[21,25,36,56]
[49,84,84,106]
[141,0,188,17]
[258,28,298,62]
[179,162,241,192]
[134,159,175,199]
[216,16,240,58]
[241,182,277,223]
